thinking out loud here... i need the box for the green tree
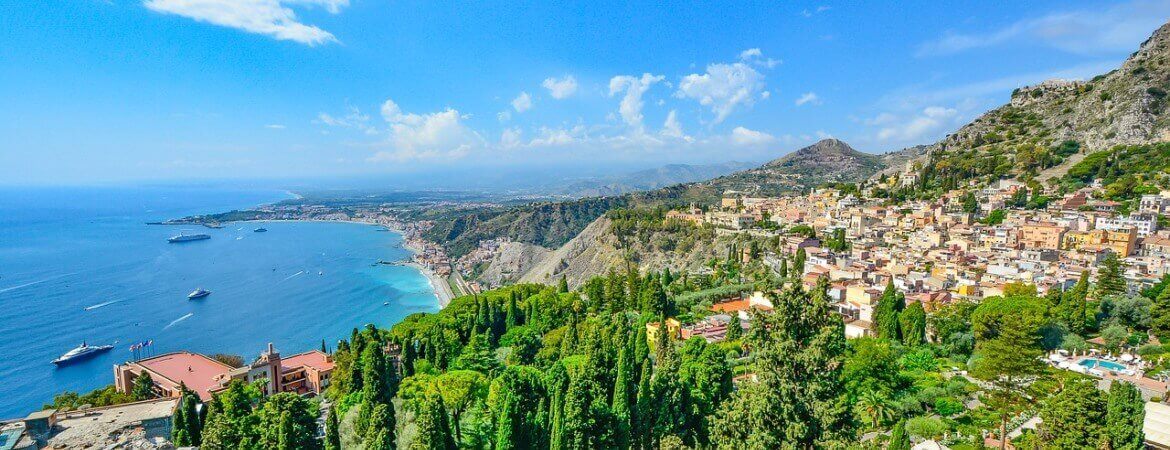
[413,393,457,450]
[1153,287,1170,342]
[433,370,488,444]
[889,419,911,450]
[171,391,193,447]
[710,277,852,448]
[324,406,341,450]
[1096,252,1128,298]
[452,333,501,376]
[725,314,743,341]
[559,275,570,293]
[899,301,927,346]
[364,403,396,450]
[873,281,904,341]
[489,366,549,450]
[971,295,1049,450]
[256,393,322,450]
[793,247,807,275]
[1106,381,1145,450]
[1059,272,1091,334]
[1039,378,1105,449]
[131,373,156,401]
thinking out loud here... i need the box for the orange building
[1019,223,1067,250]
[114,343,335,402]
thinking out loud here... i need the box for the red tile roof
[281,351,335,372]
[137,352,233,400]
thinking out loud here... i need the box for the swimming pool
[1078,358,1127,372]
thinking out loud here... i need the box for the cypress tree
[1153,287,1170,342]
[1106,381,1145,450]
[793,247,807,275]
[1061,272,1091,334]
[364,403,395,450]
[725,313,743,341]
[558,275,570,293]
[634,360,654,450]
[1096,252,1128,298]
[874,281,903,340]
[888,419,910,450]
[324,406,341,450]
[171,393,191,446]
[899,301,927,347]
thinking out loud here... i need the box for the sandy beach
[400,238,455,308]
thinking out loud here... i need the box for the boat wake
[0,272,79,295]
[280,270,306,282]
[163,313,194,330]
[84,299,125,310]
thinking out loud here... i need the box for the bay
[0,186,438,418]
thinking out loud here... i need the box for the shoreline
[232,218,455,308]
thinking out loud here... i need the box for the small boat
[52,342,113,365]
[168,231,211,243]
[318,271,324,275]
[187,288,211,299]
[383,302,390,306]
[253,227,268,233]
[204,222,225,229]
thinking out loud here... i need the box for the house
[646,318,682,343]
[114,343,335,402]
[11,397,179,449]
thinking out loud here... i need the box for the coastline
[400,239,455,308]
[248,218,456,308]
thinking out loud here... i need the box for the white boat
[188,288,211,299]
[168,231,211,243]
[52,342,113,365]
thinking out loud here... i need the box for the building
[1140,193,1170,215]
[1064,229,1137,257]
[1019,223,1067,250]
[1097,214,1158,237]
[646,318,682,343]
[9,398,178,449]
[114,344,334,402]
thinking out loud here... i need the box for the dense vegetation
[1060,142,1170,200]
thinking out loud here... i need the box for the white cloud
[364,99,483,162]
[916,0,1170,57]
[541,76,579,99]
[316,106,374,134]
[738,47,780,68]
[529,125,587,147]
[500,127,522,149]
[265,124,286,129]
[511,92,533,113]
[608,73,665,129]
[731,126,777,146]
[660,110,692,142]
[794,92,821,106]
[676,60,766,123]
[143,0,345,46]
[874,106,958,142]
[497,111,511,122]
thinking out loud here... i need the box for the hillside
[904,22,1170,191]
[561,161,756,197]
[697,139,885,196]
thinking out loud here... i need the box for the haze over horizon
[4,0,1169,185]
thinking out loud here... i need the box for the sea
[0,186,440,419]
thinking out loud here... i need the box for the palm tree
[854,390,896,429]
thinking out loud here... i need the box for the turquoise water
[1078,358,1127,372]
[0,186,438,418]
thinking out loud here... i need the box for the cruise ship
[52,342,113,365]
[168,231,211,243]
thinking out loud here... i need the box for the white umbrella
[1120,354,1134,362]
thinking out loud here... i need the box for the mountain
[695,139,885,196]
[560,161,757,197]
[902,22,1170,189]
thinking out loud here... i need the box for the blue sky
[2,0,1169,185]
